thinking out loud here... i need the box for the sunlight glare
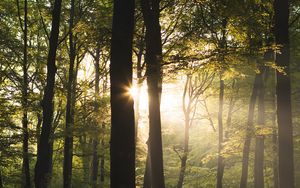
[129,87,138,98]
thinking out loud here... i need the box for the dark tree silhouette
[141,0,165,187]
[274,0,295,187]
[216,19,227,188]
[240,72,261,188]
[216,78,225,188]
[34,0,62,187]
[110,0,135,187]
[63,0,76,187]
[16,0,31,186]
[254,66,268,188]
[91,44,100,188]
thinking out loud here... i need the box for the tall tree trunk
[216,78,225,188]
[63,0,75,187]
[176,115,189,188]
[141,0,165,187]
[36,113,42,149]
[91,44,100,188]
[254,67,266,188]
[110,0,135,187]
[0,169,3,188]
[176,75,191,188]
[34,0,62,187]
[79,135,90,184]
[239,73,261,188]
[143,151,151,188]
[99,124,105,188]
[91,139,99,188]
[272,129,279,188]
[216,19,227,188]
[20,0,31,187]
[79,95,91,184]
[271,79,278,188]
[225,80,236,139]
[274,0,295,187]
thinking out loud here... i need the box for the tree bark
[216,78,225,188]
[91,139,99,188]
[239,73,260,188]
[99,124,105,188]
[63,0,76,187]
[20,0,31,187]
[272,129,279,188]
[176,75,191,188]
[274,0,295,187]
[254,67,266,188]
[110,0,135,187]
[0,169,3,188]
[143,150,151,188]
[141,0,165,187]
[225,80,236,139]
[91,44,101,188]
[216,19,227,188]
[34,0,62,187]
[271,62,279,188]
[176,114,190,188]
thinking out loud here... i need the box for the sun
[129,87,138,98]
[128,84,149,111]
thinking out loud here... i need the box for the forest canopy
[0,0,300,188]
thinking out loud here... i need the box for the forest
[0,0,300,187]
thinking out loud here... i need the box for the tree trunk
[110,0,135,187]
[79,92,92,185]
[0,169,3,188]
[79,135,90,184]
[34,0,62,187]
[91,139,99,188]
[271,79,278,188]
[176,75,191,188]
[239,73,260,188]
[254,67,266,188]
[216,19,227,188]
[177,114,190,188]
[99,126,105,187]
[21,0,30,187]
[225,80,236,139]
[216,78,225,188]
[143,151,151,188]
[272,129,279,188]
[274,0,295,187]
[36,113,42,149]
[63,0,75,187]
[141,0,165,187]
[91,44,101,188]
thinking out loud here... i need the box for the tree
[177,71,214,188]
[216,18,227,188]
[0,170,3,188]
[63,0,76,187]
[141,0,165,187]
[16,0,31,186]
[240,71,261,188]
[274,0,295,187]
[254,66,266,188]
[34,0,62,187]
[110,0,135,187]
[91,44,100,188]
[216,76,225,188]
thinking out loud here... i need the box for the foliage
[0,0,300,187]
